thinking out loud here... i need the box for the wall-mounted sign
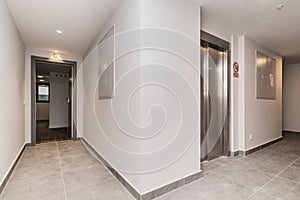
[233,62,239,78]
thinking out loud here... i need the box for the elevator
[200,31,230,161]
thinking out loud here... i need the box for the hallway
[1,133,299,200]
[0,140,134,200]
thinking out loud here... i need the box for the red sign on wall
[233,62,239,78]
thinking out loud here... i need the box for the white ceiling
[195,0,300,64]
[6,0,120,57]
[6,0,300,64]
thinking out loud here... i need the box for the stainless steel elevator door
[201,41,229,161]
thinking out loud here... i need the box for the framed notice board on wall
[256,51,276,100]
[98,25,115,99]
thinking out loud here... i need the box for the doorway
[31,56,77,145]
[200,31,230,161]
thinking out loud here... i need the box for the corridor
[1,133,299,200]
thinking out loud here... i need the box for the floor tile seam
[61,163,102,174]
[266,147,297,152]
[109,174,139,198]
[202,156,243,172]
[35,142,58,147]
[16,159,61,168]
[22,152,60,157]
[63,176,115,194]
[232,158,291,177]
[179,186,210,200]
[201,163,224,172]
[244,157,299,200]
[275,175,300,185]
[57,151,89,156]
[78,141,137,199]
[56,143,68,200]
[245,155,290,165]
[58,152,91,159]
[211,159,279,180]
[58,152,94,160]
[247,155,294,166]
[80,141,115,175]
[291,164,300,169]
[14,160,61,168]
[7,171,62,185]
[196,171,257,192]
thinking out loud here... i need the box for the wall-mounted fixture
[52,52,60,59]
[275,4,284,11]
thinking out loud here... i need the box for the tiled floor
[0,140,134,200]
[36,120,71,144]
[0,133,299,200]
[157,132,300,200]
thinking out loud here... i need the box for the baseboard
[80,138,140,199]
[230,137,283,157]
[230,150,244,157]
[0,143,28,194]
[283,130,300,134]
[140,171,203,200]
[80,137,203,200]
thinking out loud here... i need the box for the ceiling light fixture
[40,79,45,82]
[52,53,59,59]
[56,30,62,34]
[275,4,284,11]
[37,75,43,78]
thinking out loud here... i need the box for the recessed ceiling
[194,0,300,64]
[6,0,120,57]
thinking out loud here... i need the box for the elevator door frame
[200,31,230,161]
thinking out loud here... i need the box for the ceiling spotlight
[56,30,62,34]
[52,52,60,59]
[54,50,59,53]
[37,75,43,78]
[275,4,284,11]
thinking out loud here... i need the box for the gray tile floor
[0,133,299,200]
[158,133,300,200]
[0,140,134,200]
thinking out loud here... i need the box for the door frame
[31,55,77,145]
[200,31,231,160]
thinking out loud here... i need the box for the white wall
[82,0,144,192]
[229,35,244,152]
[244,36,282,150]
[0,0,25,186]
[36,103,49,121]
[24,48,83,142]
[49,72,69,128]
[82,0,200,194]
[138,0,200,193]
[283,63,300,132]
[201,20,231,42]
